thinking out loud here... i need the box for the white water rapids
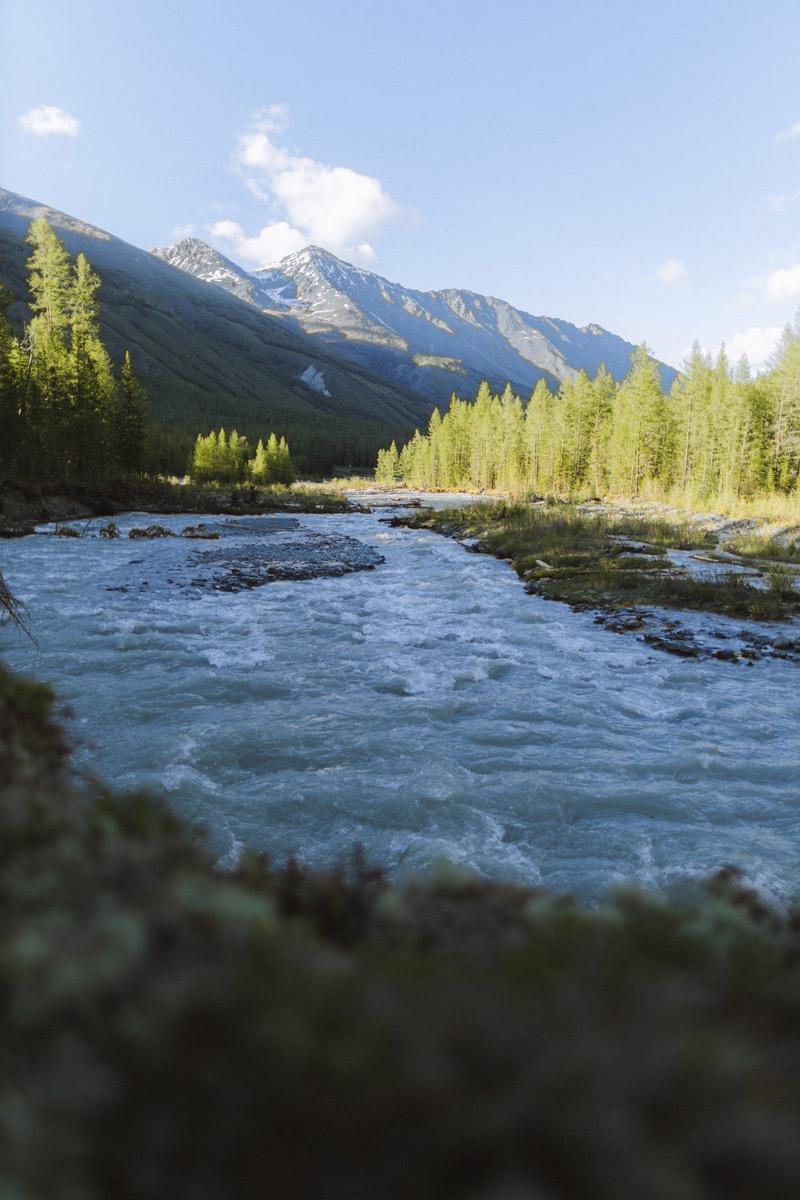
[2,496,799,901]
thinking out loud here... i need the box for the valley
[6,6,800,1196]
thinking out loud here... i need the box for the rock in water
[189,528,385,591]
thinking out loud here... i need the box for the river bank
[391,500,800,664]
[0,479,356,535]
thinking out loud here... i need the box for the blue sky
[3,0,800,369]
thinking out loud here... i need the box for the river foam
[2,500,799,901]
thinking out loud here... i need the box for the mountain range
[151,238,676,401]
[0,185,675,470]
[0,188,430,464]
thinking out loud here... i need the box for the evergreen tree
[274,436,296,484]
[191,427,295,485]
[24,218,73,476]
[0,297,22,480]
[250,438,269,484]
[607,346,665,493]
[69,252,114,477]
[375,441,400,483]
[768,321,800,490]
[0,218,143,483]
[25,217,72,339]
[113,351,147,476]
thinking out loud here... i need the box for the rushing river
[2,497,800,901]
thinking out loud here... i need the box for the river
[2,496,799,901]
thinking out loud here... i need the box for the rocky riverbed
[183,521,384,591]
[40,513,386,595]
[389,500,800,665]
[3,498,800,901]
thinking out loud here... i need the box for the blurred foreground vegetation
[2,649,800,1198]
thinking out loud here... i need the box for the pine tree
[375,441,400,483]
[250,438,269,484]
[524,379,553,491]
[0,296,22,480]
[24,218,74,477]
[607,346,664,494]
[69,252,113,477]
[25,218,72,339]
[768,322,800,490]
[114,351,147,476]
[585,365,615,495]
[274,436,296,484]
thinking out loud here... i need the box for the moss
[4,660,800,1196]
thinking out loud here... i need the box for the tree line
[191,428,296,485]
[0,218,147,482]
[376,332,800,501]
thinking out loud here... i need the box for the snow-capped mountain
[0,188,432,438]
[151,240,676,402]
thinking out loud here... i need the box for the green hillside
[0,189,431,469]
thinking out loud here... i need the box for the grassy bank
[2,657,800,1196]
[398,501,800,623]
[0,479,356,532]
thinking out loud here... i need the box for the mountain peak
[150,237,256,304]
[151,235,225,262]
[260,243,352,279]
[146,229,676,402]
[166,235,214,254]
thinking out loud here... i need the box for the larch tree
[114,350,147,477]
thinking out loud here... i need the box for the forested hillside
[379,337,800,505]
[0,189,429,473]
[0,218,146,482]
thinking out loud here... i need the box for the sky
[3,0,800,369]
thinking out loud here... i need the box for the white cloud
[208,218,307,264]
[775,120,800,144]
[210,106,400,268]
[764,263,800,302]
[655,258,688,285]
[19,105,80,137]
[726,326,783,367]
[171,223,196,240]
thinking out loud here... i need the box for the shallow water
[2,498,799,901]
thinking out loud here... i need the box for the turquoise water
[2,502,799,900]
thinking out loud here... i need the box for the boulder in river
[128,525,176,539]
[182,524,220,540]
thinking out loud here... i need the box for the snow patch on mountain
[298,365,331,396]
[150,238,676,404]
